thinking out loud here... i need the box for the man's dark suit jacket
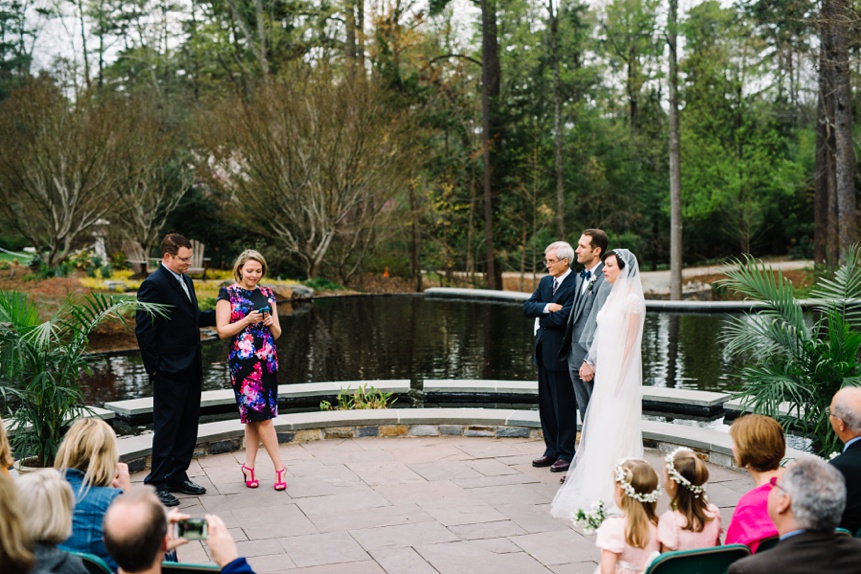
[728,531,861,574]
[135,264,216,379]
[830,439,861,534]
[523,272,578,371]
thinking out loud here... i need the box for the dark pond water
[80,295,743,407]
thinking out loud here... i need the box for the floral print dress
[217,285,278,423]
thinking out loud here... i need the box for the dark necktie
[552,279,559,296]
[580,270,591,280]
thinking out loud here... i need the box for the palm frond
[0,291,40,328]
[810,244,861,327]
[718,256,805,329]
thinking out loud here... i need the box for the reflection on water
[80,296,743,406]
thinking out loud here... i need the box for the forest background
[0,0,857,290]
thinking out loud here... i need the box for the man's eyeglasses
[173,255,193,263]
[544,258,567,265]
[769,476,788,494]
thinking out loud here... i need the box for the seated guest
[728,455,861,573]
[16,468,88,574]
[55,419,131,571]
[103,486,257,574]
[0,415,13,478]
[828,387,861,534]
[0,473,34,574]
[658,447,722,551]
[725,414,784,552]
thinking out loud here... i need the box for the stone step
[116,407,806,472]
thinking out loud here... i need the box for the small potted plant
[0,290,166,467]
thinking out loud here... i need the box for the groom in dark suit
[828,387,861,534]
[136,233,216,507]
[524,242,579,472]
[560,229,610,429]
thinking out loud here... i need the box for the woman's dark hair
[602,250,626,270]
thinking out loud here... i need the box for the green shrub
[320,385,396,411]
[304,277,345,292]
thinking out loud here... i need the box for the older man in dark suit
[828,387,861,534]
[728,455,861,574]
[136,233,216,507]
[524,241,579,473]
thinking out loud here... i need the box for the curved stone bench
[116,407,806,474]
[104,380,411,420]
[423,379,731,416]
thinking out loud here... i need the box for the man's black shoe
[532,455,555,468]
[156,489,180,507]
[168,480,207,495]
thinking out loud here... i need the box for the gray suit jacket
[560,265,611,367]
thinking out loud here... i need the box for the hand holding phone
[172,518,209,540]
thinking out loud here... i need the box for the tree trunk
[831,0,856,262]
[549,0,565,239]
[668,0,682,300]
[814,39,835,266]
[409,178,422,292]
[480,0,502,289]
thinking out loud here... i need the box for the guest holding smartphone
[215,250,286,491]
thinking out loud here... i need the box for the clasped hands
[579,361,595,382]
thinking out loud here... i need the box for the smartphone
[173,518,208,540]
[257,305,271,314]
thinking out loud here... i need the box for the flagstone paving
[132,436,753,574]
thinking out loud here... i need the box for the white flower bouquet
[572,499,608,534]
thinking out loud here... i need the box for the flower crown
[665,447,705,497]
[614,458,661,503]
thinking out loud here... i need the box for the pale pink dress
[595,516,660,573]
[657,504,722,551]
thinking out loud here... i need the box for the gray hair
[832,393,861,432]
[546,242,574,266]
[781,454,846,531]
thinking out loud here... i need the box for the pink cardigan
[725,483,778,552]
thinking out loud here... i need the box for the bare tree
[113,97,193,254]
[200,71,415,278]
[0,79,122,266]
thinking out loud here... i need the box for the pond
[80,295,743,407]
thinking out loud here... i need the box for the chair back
[755,535,779,552]
[69,551,112,574]
[187,239,207,277]
[161,562,220,573]
[644,544,751,574]
[122,240,149,275]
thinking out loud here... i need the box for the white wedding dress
[550,249,645,519]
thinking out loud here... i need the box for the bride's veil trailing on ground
[550,248,646,519]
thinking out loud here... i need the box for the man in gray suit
[560,229,611,432]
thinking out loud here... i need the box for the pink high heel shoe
[274,467,287,491]
[241,464,259,489]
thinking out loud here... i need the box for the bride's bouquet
[571,499,608,534]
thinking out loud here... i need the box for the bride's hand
[579,362,594,382]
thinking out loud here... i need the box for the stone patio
[134,435,754,574]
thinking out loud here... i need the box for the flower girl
[594,459,661,574]
[657,447,722,551]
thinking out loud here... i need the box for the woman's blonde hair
[617,459,659,549]
[0,415,13,471]
[15,468,75,544]
[667,449,713,532]
[54,418,119,488]
[730,414,785,472]
[232,249,268,283]
[0,474,34,574]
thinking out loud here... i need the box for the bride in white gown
[550,248,646,519]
